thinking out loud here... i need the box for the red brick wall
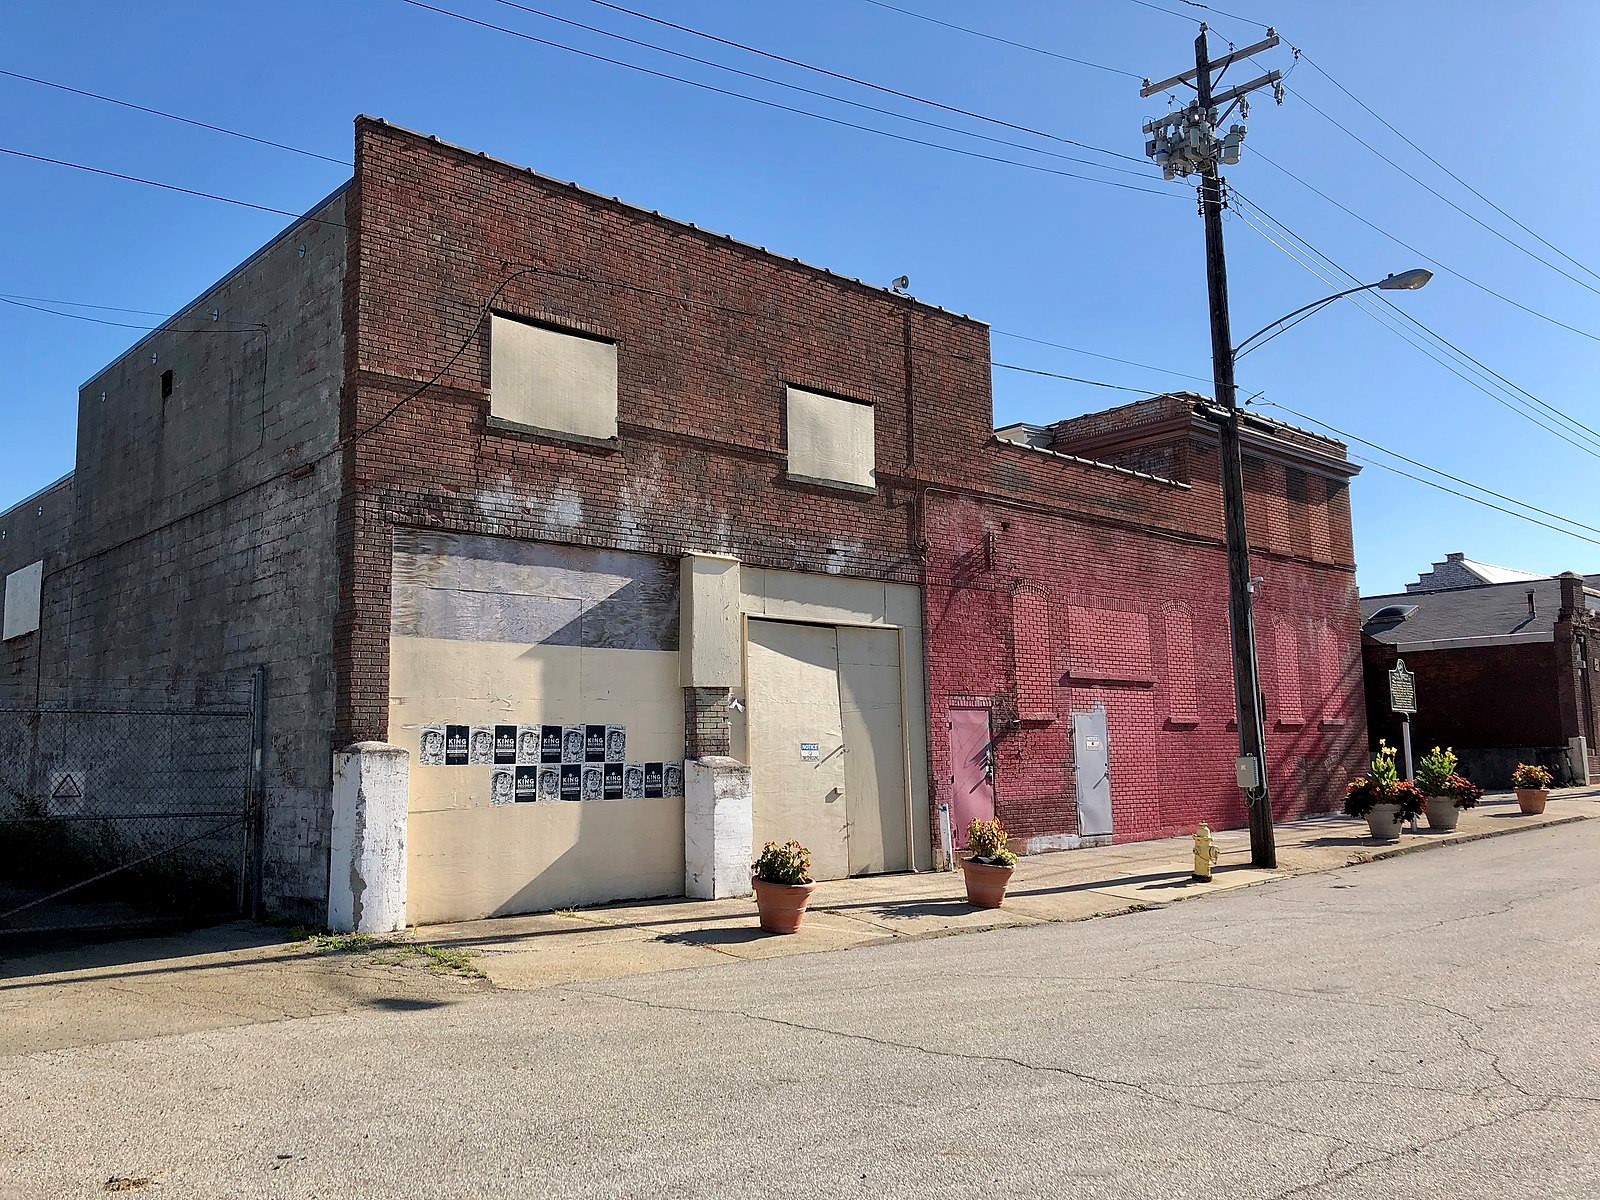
[335,119,991,744]
[924,487,1367,846]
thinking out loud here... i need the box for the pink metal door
[948,706,996,849]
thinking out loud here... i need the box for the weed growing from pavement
[291,929,484,978]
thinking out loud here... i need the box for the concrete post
[684,755,753,899]
[327,742,409,933]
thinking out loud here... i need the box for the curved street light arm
[1232,282,1377,359]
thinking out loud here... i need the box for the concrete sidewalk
[2,787,1592,1057]
[421,787,1598,989]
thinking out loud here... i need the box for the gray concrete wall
[0,473,74,701]
[56,187,349,918]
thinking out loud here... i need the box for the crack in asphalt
[1265,1095,1560,1200]
[574,986,1373,1156]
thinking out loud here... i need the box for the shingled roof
[1361,573,1600,650]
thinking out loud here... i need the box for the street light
[1234,270,1432,360]
[1211,264,1432,869]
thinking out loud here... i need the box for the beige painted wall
[389,534,685,924]
[732,568,931,871]
[680,553,741,687]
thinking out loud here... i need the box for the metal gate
[0,680,260,935]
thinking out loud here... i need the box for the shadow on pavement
[0,919,297,985]
[655,926,775,947]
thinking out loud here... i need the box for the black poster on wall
[643,762,664,799]
[602,762,624,800]
[514,765,539,802]
[445,725,469,766]
[584,725,607,762]
[559,763,582,801]
[541,725,564,764]
[494,725,518,765]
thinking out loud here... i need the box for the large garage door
[746,620,907,880]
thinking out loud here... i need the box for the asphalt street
[3,821,1596,1199]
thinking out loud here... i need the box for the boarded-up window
[1314,623,1348,720]
[785,386,875,489]
[1011,586,1054,719]
[2,559,43,640]
[1160,600,1199,724]
[489,315,618,441]
[1270,618,1305,726]
[1067,606,1154,683]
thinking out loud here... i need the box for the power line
[1251,147,1600,346]
[1288,87,1600,301]
[1233,189,1600,452]
[481,0,1159,179]
[0,69,351,167]
[1343,449,1600,550]
[1,292,214,318]
[578,0,1151,165]
[990,329,1212,384]
[1256,400,1600,539]
[0,146,348,226]
[1230,196,1600,458]
[1228,195,1600,461]
[0,295,264,334]
[991,362,1164,394]
[856,1,1144,80]
[394,0,1177,196]
[1296,51,1600,289]
[1121,0,1269,31]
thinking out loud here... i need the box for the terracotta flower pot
[1364,801,1404,842]
[1515,788,1549,815]
[1423,795,1460,832]
[960,858,1015,909]
[752,877,816,934]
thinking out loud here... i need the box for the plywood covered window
[489,314,618,442]
[2,559,43,640]
[785,386,875,490]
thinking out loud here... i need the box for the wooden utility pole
[1142,25,1283,868]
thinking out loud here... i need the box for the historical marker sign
[1388,658,1417,715]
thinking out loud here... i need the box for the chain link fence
[0,688,256,930]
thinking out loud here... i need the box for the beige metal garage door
[746,620,908,880]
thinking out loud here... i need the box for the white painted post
[327,742,409,933]
[684,756,753,899]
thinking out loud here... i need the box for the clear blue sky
[5,1,1597,594]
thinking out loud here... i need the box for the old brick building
[1362,570,1599,787]
[0,118,1368,925]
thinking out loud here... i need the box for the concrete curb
[800,811,1594,952]
[1351,813,1589,866]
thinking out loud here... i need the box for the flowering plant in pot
[960,817,1018,909]
[1343,742,1423,841]
[751,839,815,934]
[1510,762,1554,815]
[1415,746,1482,832]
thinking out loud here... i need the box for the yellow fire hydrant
[1192,823,1220,882]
